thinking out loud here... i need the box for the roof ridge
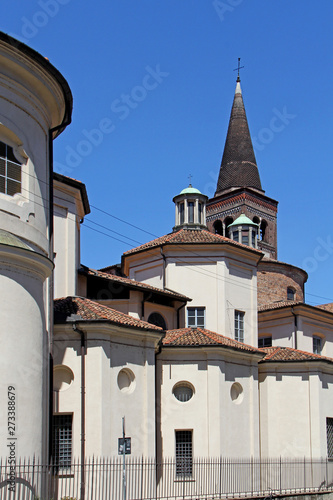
[163,328,191,345]
[261,346,281,360]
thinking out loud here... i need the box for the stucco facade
[1,34,333,484]
[0,33,71,461]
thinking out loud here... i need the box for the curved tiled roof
[81,267,190,301]
[163,327,262,354]
[259,346,333,364]
[316,303,333,313]
[215,80,262,195]
[123,228,262,256]
[258,300,303,312]
[54,296,163,332]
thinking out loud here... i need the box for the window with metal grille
[313,336,322,355]
[235,310,244,343]
[187,307,205,328]
[175,430,192,476]
[0,141,21,196]
[53,414,72,469]
[258,336,272,348]
[148,312,167,330]
[327,418,333,458]
[287,287,295,301]
[173,382,194,402]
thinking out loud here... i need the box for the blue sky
[3,1,333,305]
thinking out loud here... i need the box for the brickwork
[258,260,308,308]
[207,188,278,259]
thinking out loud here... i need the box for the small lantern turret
[228,214,258,248]
[173,184,208,231]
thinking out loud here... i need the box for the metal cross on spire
[233,57,244,82]
[188,174,193,186]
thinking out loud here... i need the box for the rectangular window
[53,414,72,470]
[235,310,244,343]
[0,142,21,196]
[327,418,333,458]
[313,336,322,355]
[258,336,272,348]
[198,203,202,224]
[187,307,205,328]
[179,203,184,224]
[242,230,249,245]
[251,230,256,247]
[175,430,193,476]
[188,202,194,223]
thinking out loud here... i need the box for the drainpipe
[176,302,187,329]
[72,323,86,500]
[155,333,164,471]
[160,246,166,289]
[291,306,298,350]
[48,120,71,463]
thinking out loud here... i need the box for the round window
[148,312,167,330]
[53,365,74,392]
[230,382,244,404]
[117,368,136,394]
[172,382,194,402]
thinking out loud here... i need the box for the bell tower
[206,74,278,259]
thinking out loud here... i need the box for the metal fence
[0,456,333,500]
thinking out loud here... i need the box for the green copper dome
[0,229,33,250]
[228,214,258,228]
[179,184,202,195]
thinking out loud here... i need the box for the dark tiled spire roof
[215,79,263,195]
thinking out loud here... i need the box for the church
[0,31,333,498]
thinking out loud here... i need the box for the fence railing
[0,456,333,500]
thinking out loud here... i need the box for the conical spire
[215,79,263,195]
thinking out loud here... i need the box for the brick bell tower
[206,74,278,259]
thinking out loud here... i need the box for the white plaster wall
[157,349,261,459]
[297,317,333,357]
[0,39,69,465]
[259,312,333,355]
[0,256,51,459]
[126,246,258,345]
[259,365,333,458]
[54,184,84,298]
[258,317,295,348]
[53,326,159,458]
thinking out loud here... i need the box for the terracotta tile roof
[162,327,262,354]
[54,296,163,332]
[259,346,333,364]
[123,228,262,256]
[80,267,190,301]
[258,300,303,312]
[316,303,333,313]
[259,301,333,318]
